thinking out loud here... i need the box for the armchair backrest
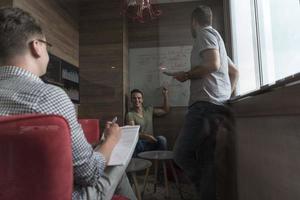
[78,119,100,144]
[0,114,73,200]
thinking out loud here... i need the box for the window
[230,0,260,94]
[230,0,300,95]
[256,0,300,84]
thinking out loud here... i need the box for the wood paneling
[153,107,186,148]
[79,0,127,126]
[123,16,129,118]
[13,0,79,66]
[56,0,79,23]
[230,83,300,117]
[0,0,12,7]
[235,116,300,200]
[230,83,300,200]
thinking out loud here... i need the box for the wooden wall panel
[235,116,300,200]
[230,83,300,117]
[153,107,186,148]
[79,0,127,126]
[123,17,129,117]
[13,0,79,66]
[56,0,79,23]
[0,0,12,7]
[230,83,300,200]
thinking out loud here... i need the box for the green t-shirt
[126,106,154,135]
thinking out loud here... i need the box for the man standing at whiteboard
[171,5,239,200]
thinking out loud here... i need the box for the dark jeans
[173,101,234,200]
[133,136,167,157]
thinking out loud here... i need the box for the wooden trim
[0,0,12,7]
[230,81,300,117]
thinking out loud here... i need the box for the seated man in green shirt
[126,88,170,156]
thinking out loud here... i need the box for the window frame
[227,0,300,99]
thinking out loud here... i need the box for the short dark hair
[131,89,143,97]
[0,7,43,60]
[191,5,213,26]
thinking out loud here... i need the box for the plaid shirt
[0,66,106,200]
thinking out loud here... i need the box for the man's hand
[140,133,158,143]
[104,122,121,146]
[174,71,189,82]
[162,87,168,96]
[96,122,121,165]
[145,134,158,143]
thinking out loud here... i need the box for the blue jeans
[133,136,167,157]
[173,101,234,200]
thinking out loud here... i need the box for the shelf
[61,67,79,83]
[62,77,79,84]
[43,79,64,87]
[62,79,79,86]
[42,53,80,104]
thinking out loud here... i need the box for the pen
[111,116,118,124]
[100,116,118,142]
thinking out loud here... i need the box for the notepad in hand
[162,71,179,77]
[107,125,140,166]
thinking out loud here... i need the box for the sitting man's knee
[156,136,167,150]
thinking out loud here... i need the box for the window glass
[257,0,300,84]
[230,0,300,95]
[230,0,260,94]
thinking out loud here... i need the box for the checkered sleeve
[34,84,106,186]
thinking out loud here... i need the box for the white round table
[126,158,152,200]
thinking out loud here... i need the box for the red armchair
[78,119,100,145]
[0,114,73,200]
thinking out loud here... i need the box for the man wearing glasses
[0,7,136,200]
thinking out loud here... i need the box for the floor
[133,173,197,200]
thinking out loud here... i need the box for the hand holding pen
[111,117,118,124]
[95,117,121,163]
[101,117,121,145]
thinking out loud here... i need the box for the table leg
[169,160,185,199]
[132,172,142,200]
[142,167,150,198]
[154,159,158,193]
[162,161,169,198]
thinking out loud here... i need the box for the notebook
[107,125,140,166]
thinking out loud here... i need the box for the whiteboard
[129,46,192,107]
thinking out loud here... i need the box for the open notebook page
[107,125,140,166]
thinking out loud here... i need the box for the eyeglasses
[29,39,52,52]
[37,39,52,49]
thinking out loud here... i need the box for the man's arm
[36,86,108,185]
[174,49,220,82]
[153,87,170,116]
[228,57,239,96]
[95,122,121,165]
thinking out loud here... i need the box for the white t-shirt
[189,26,231,105]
